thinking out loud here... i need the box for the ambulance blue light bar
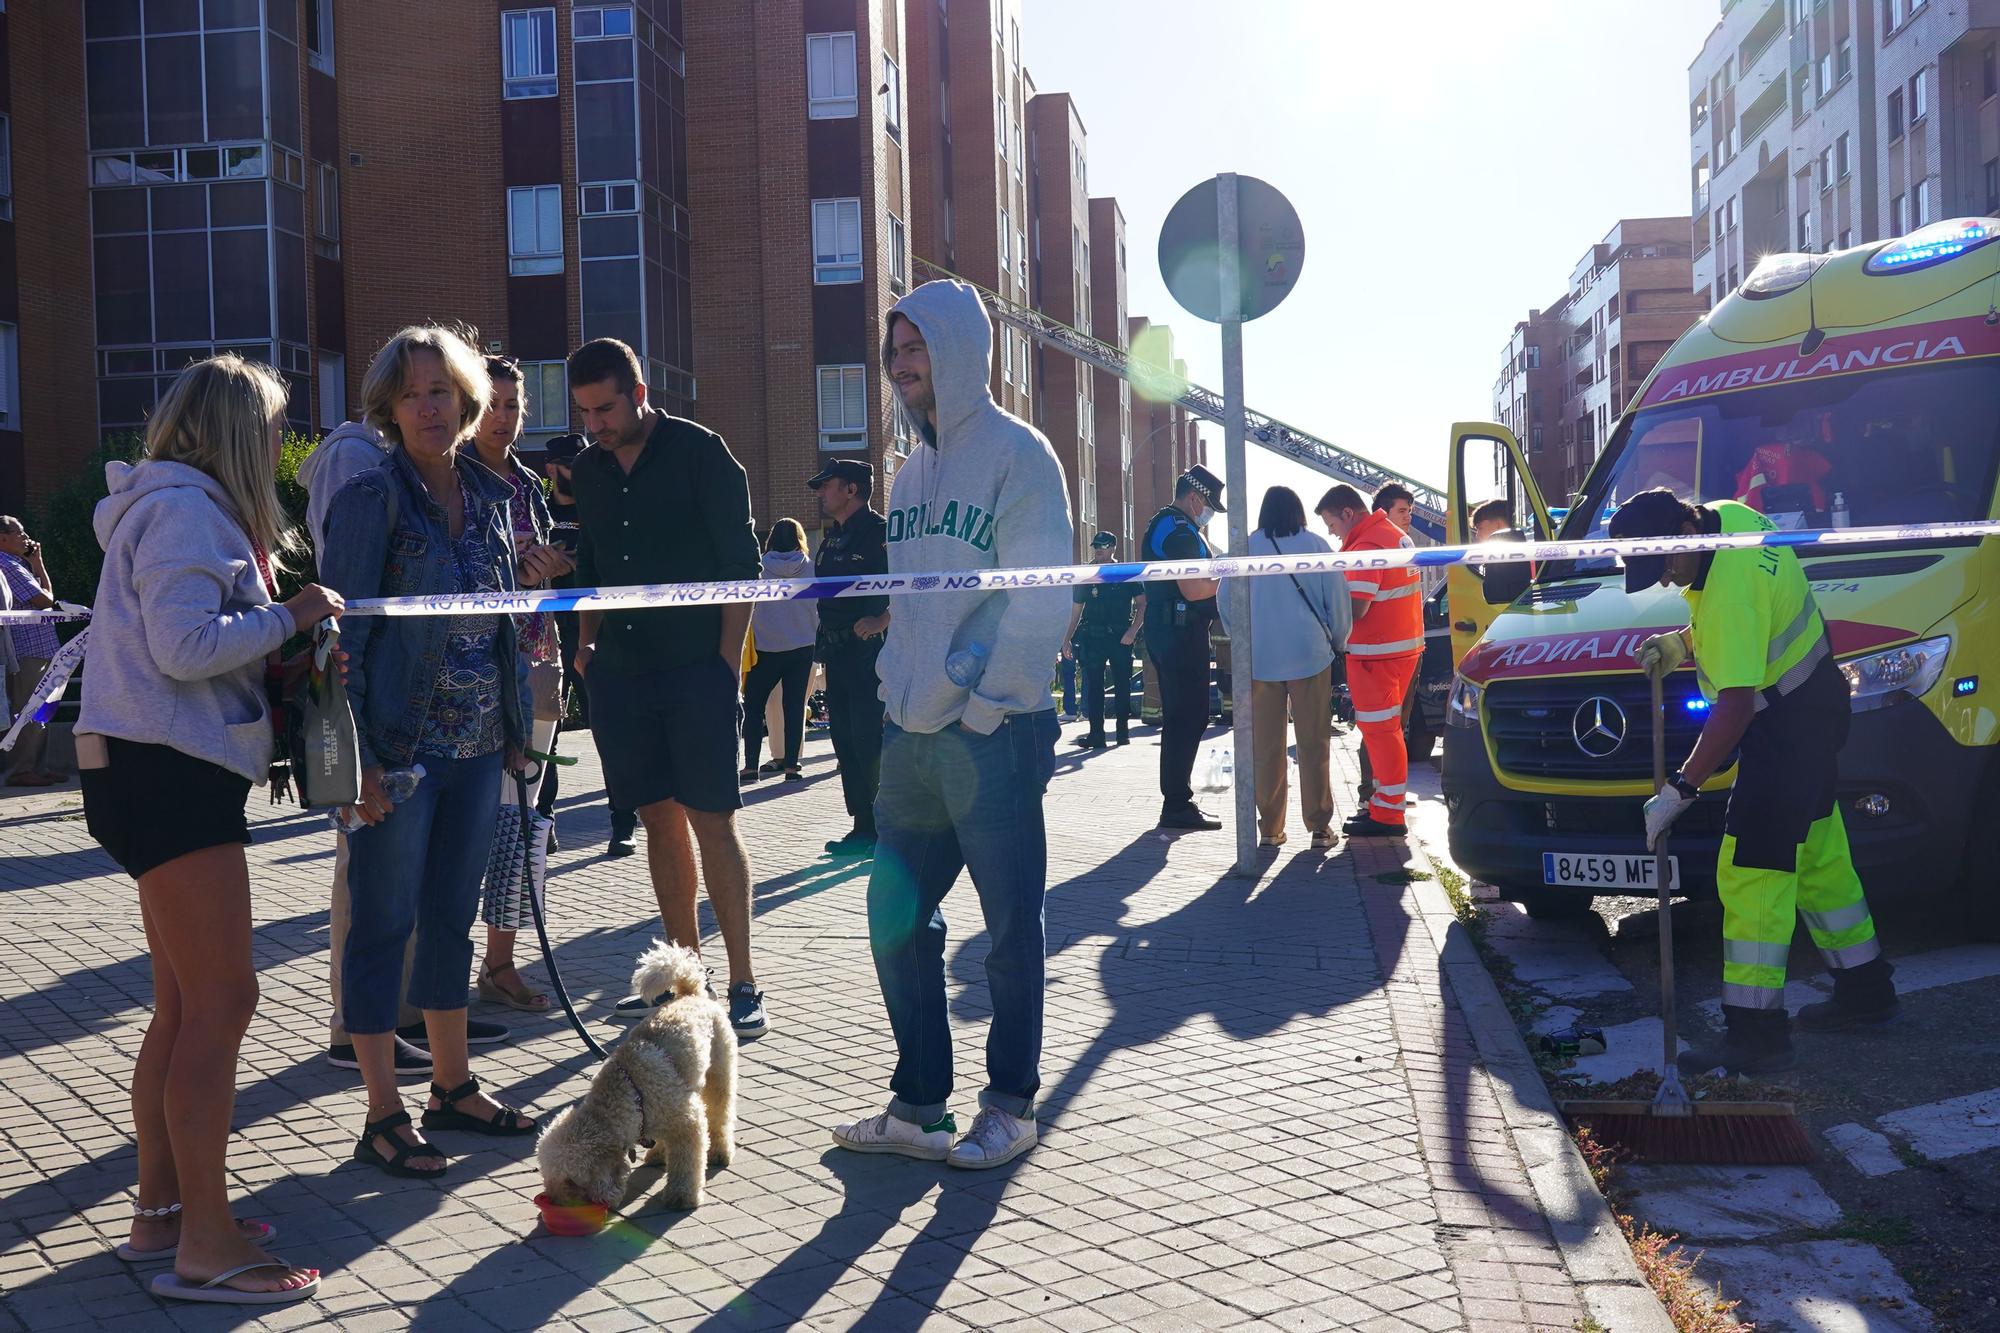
[1684,697,1711,715]
[1865,219,2000,276]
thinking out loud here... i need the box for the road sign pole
[1217,173,1256,877]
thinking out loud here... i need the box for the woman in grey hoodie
[77,356,338,1306]
[741,518,817,781]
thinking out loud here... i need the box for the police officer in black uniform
[1065,531,1142,750]
[1142,465,1227,831]
[809,459,890,857]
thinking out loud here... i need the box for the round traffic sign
[1158,175,1305,324]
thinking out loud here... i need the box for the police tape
[0,602,93,626]
[0,627,87,752]
[5,516,2000,626]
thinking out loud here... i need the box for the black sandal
[353,1110,447,1179]
[420,1078,536,1137]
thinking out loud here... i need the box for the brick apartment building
[0,0,695,514]
[1,0,1188,558]
[1490,219,1701,504]
[1126,315,1202,526]
[1491,306,1568,507]
[1025,90,1096,553]
[683,0,914,537]
[906,0,1032,420]
[1690,0,2000,305]
[1089,196,1134,553]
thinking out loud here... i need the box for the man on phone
[0,516,60,786]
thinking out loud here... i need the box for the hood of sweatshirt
[882,279,996,445]
[761,549,812,578]
[297,419,390,496]
[94,459,242,551]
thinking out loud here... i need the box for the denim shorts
[587,654,744,814]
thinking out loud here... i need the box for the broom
[1559,672,1811,1164]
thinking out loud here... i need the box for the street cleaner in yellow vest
[1610,488,1899,1077]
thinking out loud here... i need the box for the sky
[1018,0,1721,539]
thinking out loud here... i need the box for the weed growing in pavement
[1807,1211,1917,1247]
[1890,1138,1936,1170]
[1572,1317,1610,1333]
[1372,868,1434,885]
[1573,1128,1751,1333]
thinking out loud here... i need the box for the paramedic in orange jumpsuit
[1322,483,1424,837]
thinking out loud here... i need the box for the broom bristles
[1565,1105,1814,1165]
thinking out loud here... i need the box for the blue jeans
[867,710,1058,1123]
[340,751,504,1034]
[1059,657,1078,714]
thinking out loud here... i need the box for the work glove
[1634,631,1688,680]
[1642,784,1694,851]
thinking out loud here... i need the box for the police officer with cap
[1141,465,1226,830]
[810,458,891,856]
[1614,487,1898,1076]
[1064,531,1142,750]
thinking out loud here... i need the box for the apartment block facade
[1690,0,2000,306]
[1490,219,1701,504]
[1025,90,1094,553]
[906,0,1031,420]
[1088,196,1133,552]
[684,0,913,534]
[1491,305,1569,506]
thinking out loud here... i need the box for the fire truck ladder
[913,258,1448,539]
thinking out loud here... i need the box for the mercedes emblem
[1571,696,1628,758]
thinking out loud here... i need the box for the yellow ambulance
[1442,218,2000,936]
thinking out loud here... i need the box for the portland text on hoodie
[876,280,1073,735]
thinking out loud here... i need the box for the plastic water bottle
[329,764,427,832]
[944,642,990,688]
[1197,745,1234,792]
[1830,492,1851,529]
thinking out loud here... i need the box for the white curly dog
[535,942,737,1212]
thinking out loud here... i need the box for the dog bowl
[534,1192,609,1236]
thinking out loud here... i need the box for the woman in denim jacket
[320,325,564,1178]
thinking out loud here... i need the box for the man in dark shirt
[566,338,768,1036]
[809,459,891,856]
[1141,466,1226,831]
[532,432,621,843]
[1064,531,1142,750]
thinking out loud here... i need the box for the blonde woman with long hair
[77,355,338,1306]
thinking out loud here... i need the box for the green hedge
[29,431,322,614]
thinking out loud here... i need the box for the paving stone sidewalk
[0,716,1624,1331]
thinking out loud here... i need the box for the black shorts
[80,738,253,880]
[587,655,744,814]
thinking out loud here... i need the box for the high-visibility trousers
[1718,807,1880,1011]
[1350,654,1419,825]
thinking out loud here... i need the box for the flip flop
[116,1220,278,1263]
[150,1259,319,1305]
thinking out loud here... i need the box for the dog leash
[514,768,607,1061]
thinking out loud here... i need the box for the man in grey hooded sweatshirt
[831,279,1072,1171]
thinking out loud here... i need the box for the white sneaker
[830,1109,957,1161]
[947,1107,1036,1169]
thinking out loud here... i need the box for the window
[1816,52,1831,97]
[1884,0,1904,29]
[1836,132,1851,180]
[314,161,339,256]
[0,323,18,427]
[521,361,568,433]
[888,213,908,293]
[1989,159,2000,214]
[0,116,11,221]
[305,0,334,74]
[999,206,1012,274]
[1914,177,1932,227]
[1817,147,1832,192]
[502,9,557,98]
[572,5,632,38]
[1836,38,1852,82]
[806,32,856,118]
[1888,88,1904,141]
[996,95,1007,155]
[1986,46,1998,101]
[317,351,345,430]
[882,54,902,136]
[812,198,862,284]
[816,366,867,450]
[507,184,563,274]
[579,181,638,214]
[1840,229,1853,249]
[1798,212,1813,250]
[1891,192,1908,236]
[1910,69,1930,123]
[1000,328,1012,385]
[1017,331,1028,390]
[1524,346,1541,370]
